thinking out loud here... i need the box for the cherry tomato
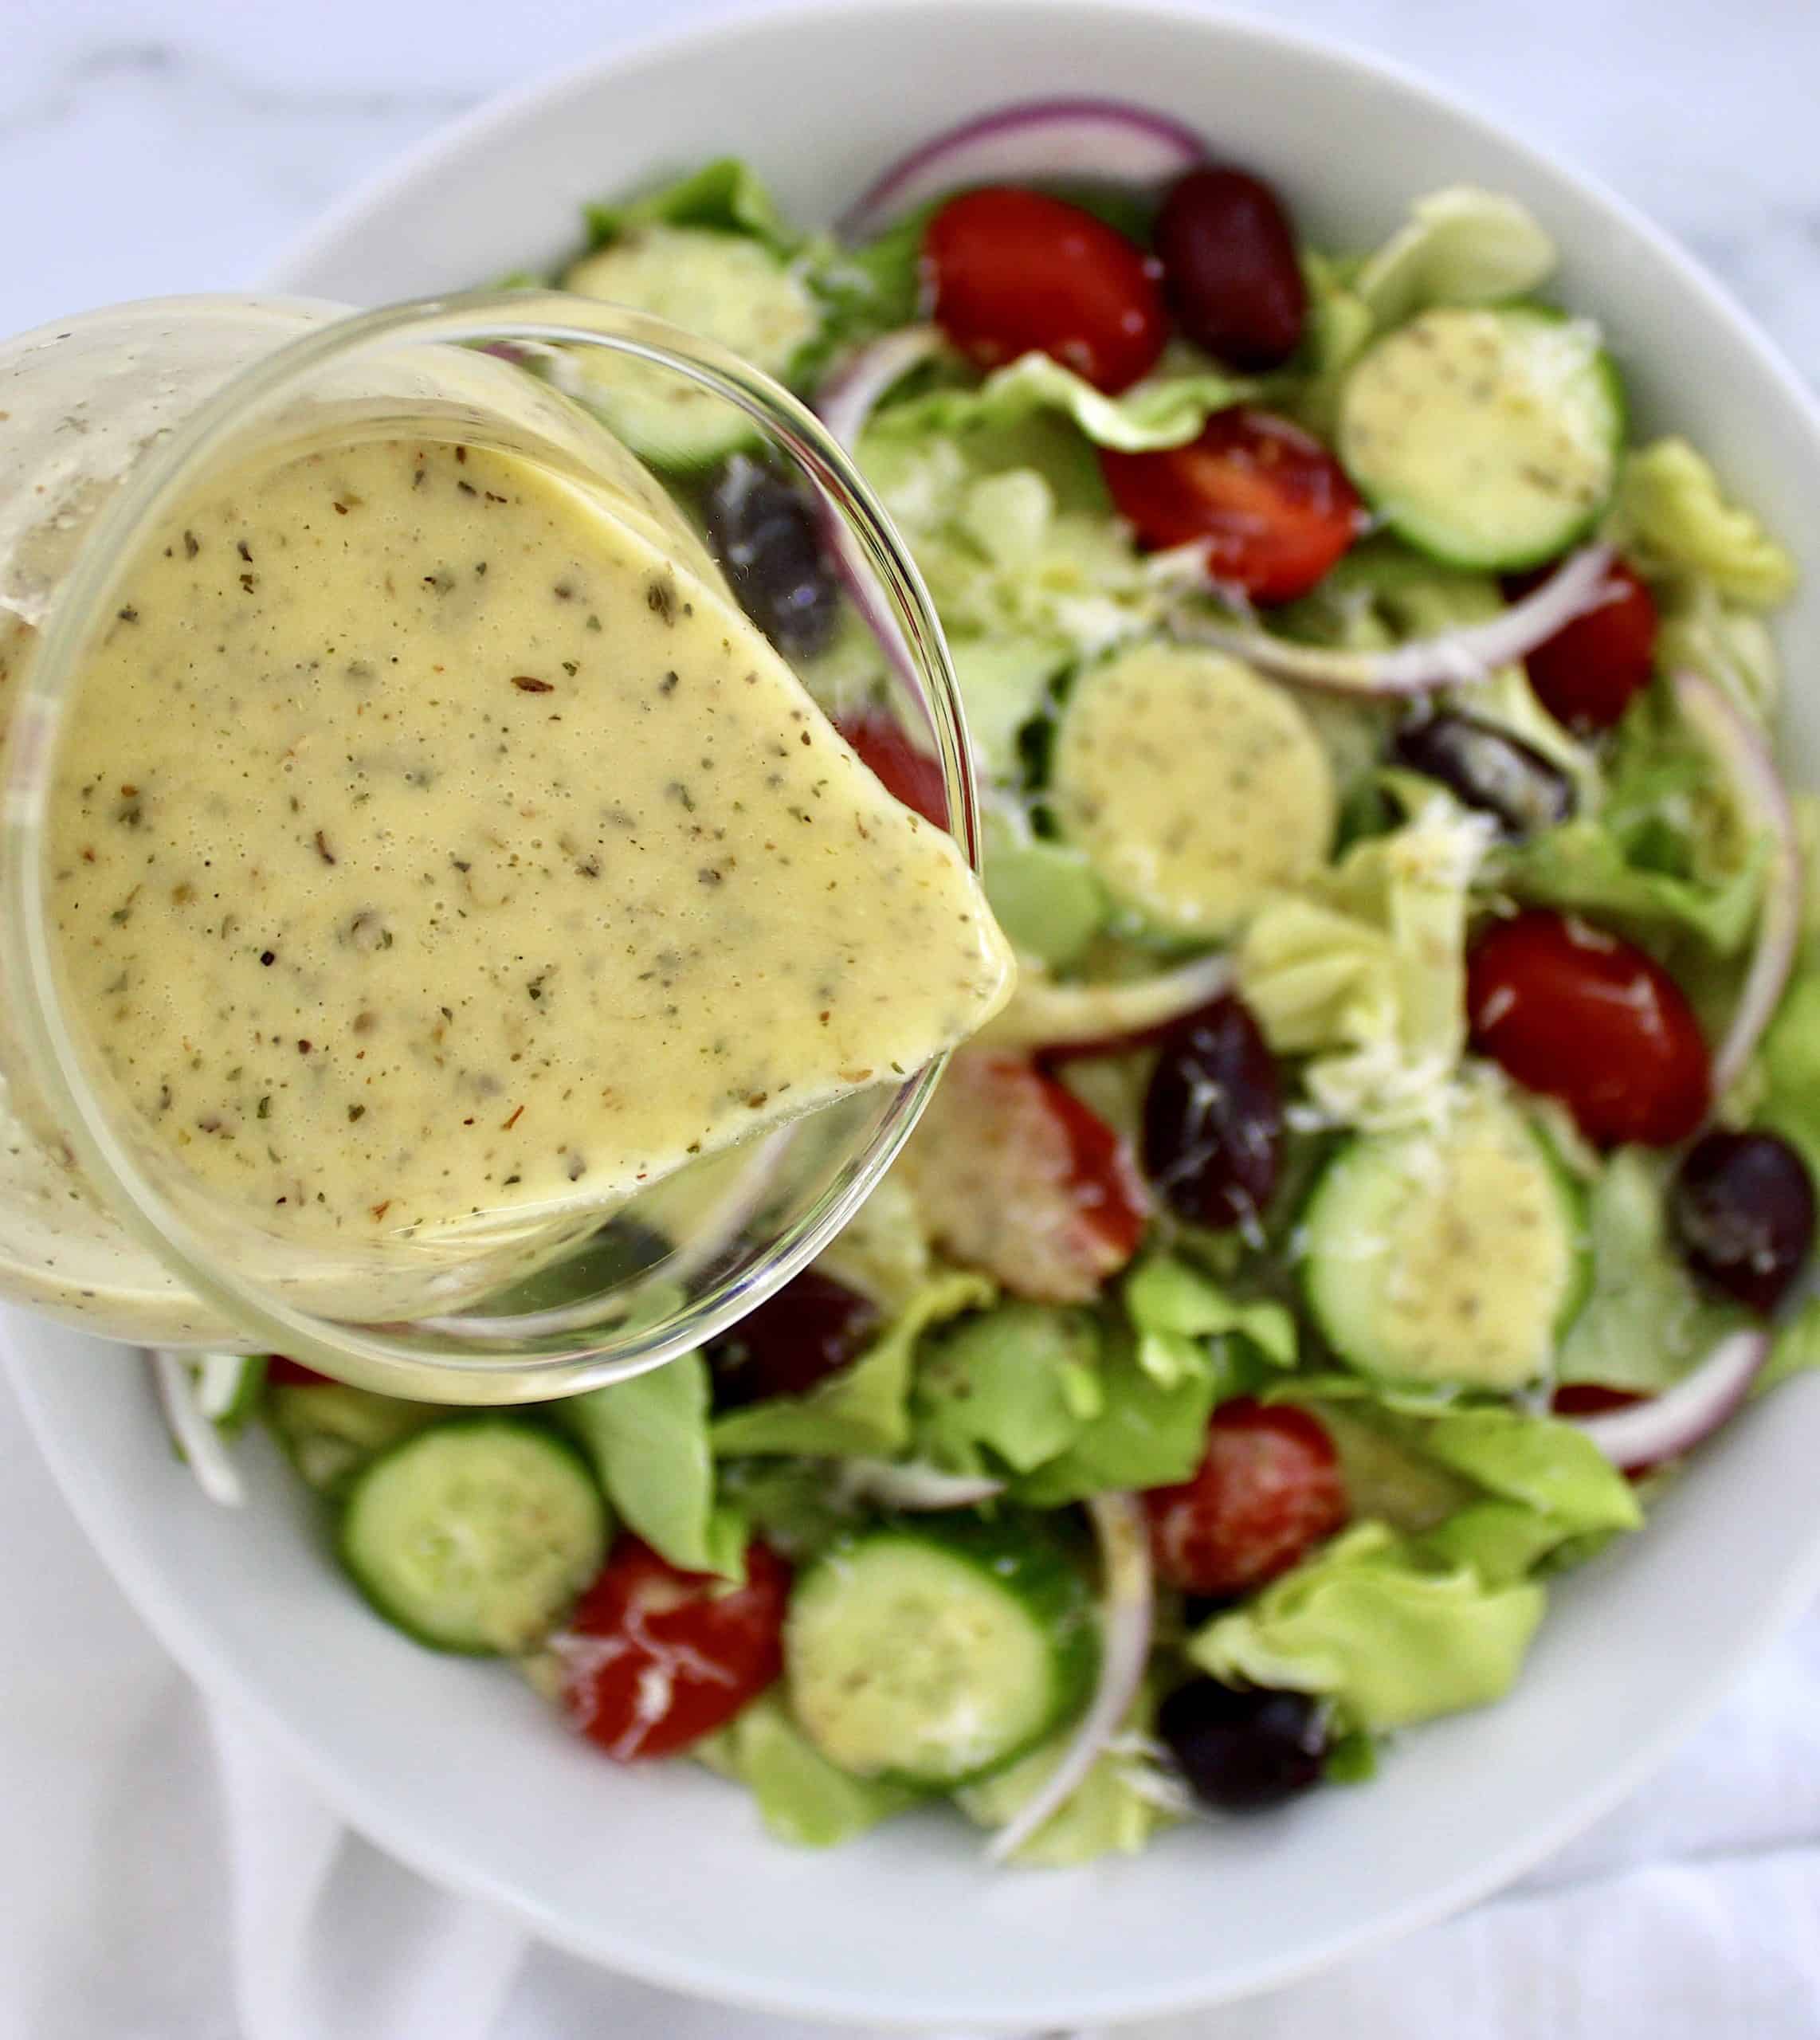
[555,1538,790,1761]
[898,1050,1150,1302]
[1508,558,1657,732]
[1468,908,1710,1146]
[834,707,949,827]
[1154,166,1307,370]
[708,1267,880,1406]
[265,1355,331,1387]
[1100,407,1363,603]
[924,186,1167,394]
[1143,1398,1347,1598]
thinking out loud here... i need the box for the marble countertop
[8,0,1820,386]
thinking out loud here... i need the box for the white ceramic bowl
[14,2,1820,2026]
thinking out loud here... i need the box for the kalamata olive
[702,455,840,660]
[1157,1677,1329,1812]
[1390,711,1576,838]
[1671,1129,1816,1314]
[1141,995,1284,1230]
[1153,167,1308,371]
[1468,909,1710,1147]
[707,1267,879,1406]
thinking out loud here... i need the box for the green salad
[163,101,1820,1867]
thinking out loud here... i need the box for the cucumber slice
[1049,643,1336,941]
[785,1517,1097,1787]
[1301,1092,1588,1391]
[268,1383,442,1495]
[339,1421,608,1654]
[1337,305,1624,571]
[562,225,821,469]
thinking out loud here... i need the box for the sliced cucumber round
[338,1420,608,1655]
[1300,1090,1588,1391]
[562,226,821,469]
[784,1517,1097,1788]
[1337,304,1625,571]
[1049,643,1336,941]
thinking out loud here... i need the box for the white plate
[14,1,1820,2025]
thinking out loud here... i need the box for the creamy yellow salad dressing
[44,435,1012,1270]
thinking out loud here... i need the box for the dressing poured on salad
[165,106,1818,1869]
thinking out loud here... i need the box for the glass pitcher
[0,292,981,1400]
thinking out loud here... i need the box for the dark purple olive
[1670,1129,1816,1315]
[1142,994,1283,1231]
[707,1267,879,1406]
[1157,1678,1329,1811]
[703,454,840,661]
[1153,167,1308,371]
[1390,712,1576,839]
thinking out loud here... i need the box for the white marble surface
[6,0,1820,388]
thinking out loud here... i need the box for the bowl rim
[27,0,1820,2026]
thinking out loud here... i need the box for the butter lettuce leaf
[583,157,800,255]
[1014,1322,1221,1504]
[1407,1408,1641,1535]
[1238,796,1495,1129]
[1557,1146,1742,1393]
[711,1271,993,1459]
[698,1695,919,1847]
[1351,186,1557,328]
[869,348,1254,453]
[560,1355,741,1577]
[1756,1297,1820,1398]
[955,1701,1179,1866]
[913,1301,1104,1475]
[1616,438,1797,609]
[1187,1521,1547,1732]
[1493,820,1765,954]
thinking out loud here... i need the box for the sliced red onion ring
[835,1458,1006,1511]
[1174,545,1618,696]
[1565,1327,1771,1472]
[986,1489,1153,1862]
[839,100,1206,242]
[1671,669,1804,1100]
[981,950,1234,1053]
[151,1350,245,1508]
[814,327,948,684]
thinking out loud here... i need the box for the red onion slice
[986,1489,1154,1863]
[839,100,1205,242]
[980,949,1234,1053]
[1175,545,1618,696]
[1671,669,1804,1100]
[1565,1327,1771,1472]
[814,327,948,684]
[836,1459,1006,1511]
[151,1349,246,1508]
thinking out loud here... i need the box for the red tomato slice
[1508,557,1657,732]
[1468,908,1710,1148]
[834,707,949,827]
[896,1050,1150,1302]
[1099,407,1363,603]
[924,186,1167,394]
[1142,1398,1347,1597]
[554,1539,790,1762]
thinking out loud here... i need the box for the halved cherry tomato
[708,1267,880,1407]
[555,1539,790,1761]
[1100,407,1363,603]
[1143,1399,1347,1598]
[265,1355,331,1387]
[1468,908,1710,1147]
[834,707,949,827]
[897,1049,1150,1302]
[1508,557,1657,732]
[924,186,1167,394]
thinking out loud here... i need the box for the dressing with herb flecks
[46,436,1011,1264]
